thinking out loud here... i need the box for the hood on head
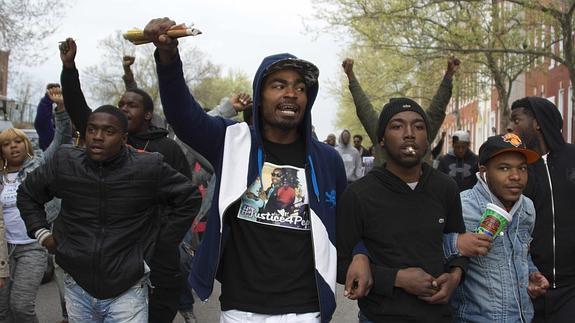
[338,129,353,148]
[513,96,565,151]
[251,53,319,146]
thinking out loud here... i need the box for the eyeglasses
[271,172,282,177]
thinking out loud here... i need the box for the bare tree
[82,31,250,112]
[0,0,70,64]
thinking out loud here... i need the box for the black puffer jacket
[18,145,200,299]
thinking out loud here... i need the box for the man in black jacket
[437,130,479,192]
[337,98,467,322]
[59,38,193,322]
[17,106,200,323]
[511,97,575,323]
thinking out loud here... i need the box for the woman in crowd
[0,87,71,323]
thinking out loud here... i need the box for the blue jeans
[64,273,148,323]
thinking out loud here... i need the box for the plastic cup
[476,203,512,238]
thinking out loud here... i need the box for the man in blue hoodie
[144,18,347,323]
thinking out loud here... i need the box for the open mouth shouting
[277,103,300,118]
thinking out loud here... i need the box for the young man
[17,106,200,323]
[438,130,479,192]
[324,133,336,147]
[58,38,194,322]
[336,129,363,183]
[353,134,371,157]
[449,133,549,322]
[510,97,575,322]
[342,57,459,166]
[144,18,347,322]
[337,98,467,322]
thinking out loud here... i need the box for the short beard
[522,133,540,151]
[273,119,301,130]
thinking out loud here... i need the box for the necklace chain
[2,169,20,184]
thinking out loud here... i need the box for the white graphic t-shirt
[237,162,310,231]
[1,172,36,244]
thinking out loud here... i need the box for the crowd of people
[0,16,572,323]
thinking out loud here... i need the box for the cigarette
[123,27,202,45]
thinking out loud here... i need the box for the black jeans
[533,284,575,323]
[148,284,182,323]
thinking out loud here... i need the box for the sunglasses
[271,172,282,177]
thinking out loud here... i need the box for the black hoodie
[337,163,466,322]
[128,125,191,179]
[437,148,479,192]
[513,97,575,288]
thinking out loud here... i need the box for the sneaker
[180,310,197,323]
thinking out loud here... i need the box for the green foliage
[191,69,251,109]
[314,0,547,131]
[331,46,448,145]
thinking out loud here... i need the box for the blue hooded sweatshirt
[155,51,347,322]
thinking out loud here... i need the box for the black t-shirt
[219,138,319,314]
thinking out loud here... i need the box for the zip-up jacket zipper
[94,164,106,296]
[542,156,557,288]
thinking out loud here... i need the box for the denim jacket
[444,174,538,322]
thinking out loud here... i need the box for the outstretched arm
[427,57,460,141]
[342,59,380,146]
[145,17,235,165]
[122,55,139,91]
[42,106,73,164]
[59,38,91,138]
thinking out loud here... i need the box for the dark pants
[148,284,182,323]
[533,284,575,323]
[178,228,197,312]
[358,311,373,323]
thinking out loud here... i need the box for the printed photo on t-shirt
[238,162,310,230]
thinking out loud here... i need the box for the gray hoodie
[335,130,363,182]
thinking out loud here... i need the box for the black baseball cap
[478,133,540,166]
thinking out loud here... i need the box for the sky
[15,0,348,140]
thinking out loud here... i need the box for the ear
[122,133,128,144]
[379,138,385,148]
[144,111,153,122]
[533,118,541,131]
[479,165,487,180]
